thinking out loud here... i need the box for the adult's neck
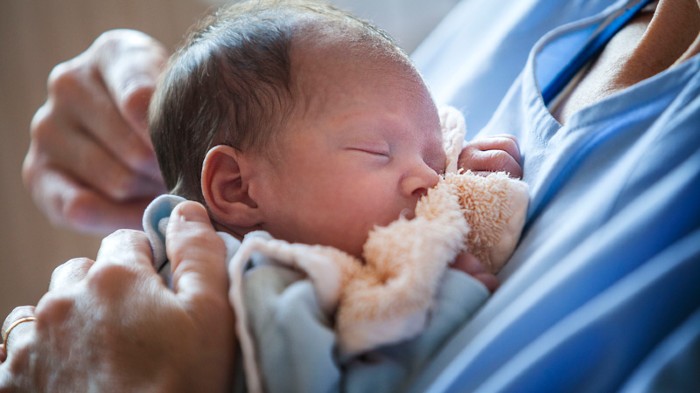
[553,0,700,123]
[615,0,700,88]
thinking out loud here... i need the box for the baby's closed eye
[350,149,389,159]
[345,142,391,158]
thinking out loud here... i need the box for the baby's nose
[401,165,439,199]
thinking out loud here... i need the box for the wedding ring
[2,316,37,352]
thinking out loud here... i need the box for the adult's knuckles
[92,29,150,53]
[91,29,153,62]
[34,293,75,327]
[100,229,152,260]
[101,228,150,251]
[92,30,122,54]
[46,60,86,103]
[50,258,92,285]
[86,263,143,296]
[92,30,166,77]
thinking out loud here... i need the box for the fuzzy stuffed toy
[226,106,529,392]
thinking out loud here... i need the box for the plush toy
[227,106,529,392]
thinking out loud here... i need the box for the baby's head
[150,0,445,258]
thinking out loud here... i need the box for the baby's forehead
[290,37,423,107]
[289,16,415,76]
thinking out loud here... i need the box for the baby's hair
[149,0,412,201]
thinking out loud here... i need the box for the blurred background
[0,0,460,319]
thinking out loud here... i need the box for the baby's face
[250,45,445,258]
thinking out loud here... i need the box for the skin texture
[553,0,700,123]
[0,202,235,392]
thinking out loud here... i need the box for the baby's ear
[439,105,467,174]
[201,145,261,228]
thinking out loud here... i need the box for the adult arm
[0,202,235,392]
[23,29,168,234]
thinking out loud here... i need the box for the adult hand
[23,29,169,234]
[458,135,523,179]
[0,202,235,392]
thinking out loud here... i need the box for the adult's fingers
[1,306,36,363]
[43,60,161,183]
[49,258,94,292]
[92,29,168,144]
[166,202,229,305]
[39,30,168,184]
[84,229,157,299]
[94,229,154,270]
[27,104,164,202]
[2,307,35,335]
[21,165,154,233]
[23,29,168,235]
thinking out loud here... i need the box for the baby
[146,1,524,391]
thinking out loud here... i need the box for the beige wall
[0,0,210,319]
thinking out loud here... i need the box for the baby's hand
[458,135,522,179]
[451,252,499,293]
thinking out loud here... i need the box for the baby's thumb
[166,201,229,308]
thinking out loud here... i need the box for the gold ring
[2,316,37,352]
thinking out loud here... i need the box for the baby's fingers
[459,135,523,178]
[452,252,500,293]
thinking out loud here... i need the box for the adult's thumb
[166,201,229,306]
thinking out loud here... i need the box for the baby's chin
[320,205,420,259]
[355,208,418,256]
[374,204,419,229]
